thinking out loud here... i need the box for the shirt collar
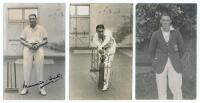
[29,24,38,30]
[161,26,174,32]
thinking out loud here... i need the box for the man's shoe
[101,81,109,91]
[20,88,28,95]
[39,88,47,96]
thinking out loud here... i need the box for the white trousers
[156,58,182,100]
[98,53,114,88]
[104,54,114,85]
[23,47,44,88]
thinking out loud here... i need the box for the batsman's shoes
[20,88,29,95]
[101,81,109,91]
[39,88,47,96]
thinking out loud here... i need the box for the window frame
[8,7,39,23]
[70,4,90,18]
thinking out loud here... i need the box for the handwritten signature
[23,73,63,89]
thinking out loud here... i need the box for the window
[8,8,38,22]
[8,9,23,20]
[70,4,90,48]
[70,6,75,15]
[70,5,89,16]
[77,6,89,15]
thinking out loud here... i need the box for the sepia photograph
[69,3,132,100]
[136,3,197,100]
[3,3,65,100]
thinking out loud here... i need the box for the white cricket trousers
[156,58,182,100]
[23,47,44,88]
[103,54,114,88]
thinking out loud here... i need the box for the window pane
[7,23,23,40]
[8,9,22,20]
[76,18,89,32]
[77,6,89,15]
[24,9,38,20]
[70,6,75,15]
[70,18,76,33]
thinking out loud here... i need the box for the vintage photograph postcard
[136,3,197,100]
[69,3,133,100]
[3,3,65,100]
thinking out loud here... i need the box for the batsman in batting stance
[92,24,116,91]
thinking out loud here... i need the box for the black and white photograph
[69,3,132,100]
[136,3,197,100]
[3,3,65,100]
[1,0,200,103]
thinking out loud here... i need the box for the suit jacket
[149,29,185,73]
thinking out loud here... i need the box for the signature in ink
[23,73,63,89]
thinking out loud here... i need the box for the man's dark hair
[96,24,105,30]
[161,12,171,18]
[29,14,37,18]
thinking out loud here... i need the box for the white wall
[90,4,132,47]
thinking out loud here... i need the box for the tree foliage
[136,4,197,46]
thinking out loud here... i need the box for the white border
[0,0,199,103]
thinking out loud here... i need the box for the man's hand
[97,46,104,54]
[27,43,34,49]
[97,46,102,51]
[30,41,40,50]
[98,49,104,54]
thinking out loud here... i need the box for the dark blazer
[149,29,185,74]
